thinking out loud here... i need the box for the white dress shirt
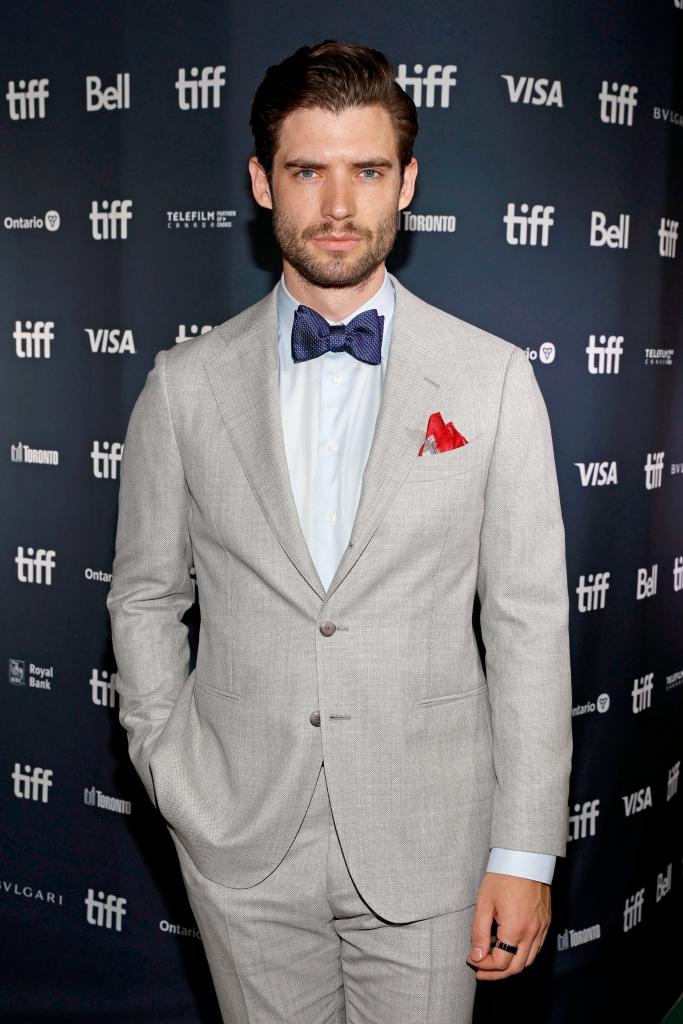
[275,267,556,885]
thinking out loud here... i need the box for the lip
[314,237,362,251]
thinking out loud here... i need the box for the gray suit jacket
[106,272,573,923]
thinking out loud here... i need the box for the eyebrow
[283,157,395,170]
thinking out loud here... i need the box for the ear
[398,157,418,211]
[249,156,273,210]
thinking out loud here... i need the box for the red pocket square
[418,412,468,456]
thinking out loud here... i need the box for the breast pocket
[406,434,484,482]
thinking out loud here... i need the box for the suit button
[309,710,321,727]
[319,620,336,636]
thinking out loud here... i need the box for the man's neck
[282,261,386,321]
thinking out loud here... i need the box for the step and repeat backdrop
[2,1,682,1021]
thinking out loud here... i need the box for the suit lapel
[204,272,464,604]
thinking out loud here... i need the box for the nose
[320,172,356,222]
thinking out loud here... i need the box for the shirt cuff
[486,848,556,884]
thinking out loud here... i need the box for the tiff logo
[12,763,53,802]
[636,564,658,600]
[623,888,645,931]
[568,799,600,840]
[503,203,554,246]
[15,546,56,585]
[667,761,680,800]
[14,320,54,358]
[674,556,683,592]
[644,452,665,490]
[576,571,610,612]
[599,81,638,125]
[501,75,564,107]
[85,73,130,111]
[91,669,116,708]
[395,63,457,107]
[175,66,226,109]
[632,672,654,713]
[590,211,630,248]
[586,334,623,374]
[89,200,133,240]
[6,78,49,119]
[85,889,127,931]
[176,323,213,345]
[91,441,124,480]
[658,218,679,258]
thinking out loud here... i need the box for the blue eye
[361,169,380,178]
[297,169,316,178]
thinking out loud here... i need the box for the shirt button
[327,440,338,452]
[309,710,321,727]
[319,621,336,637]
[325,512,336,523]
[332,374,343,384]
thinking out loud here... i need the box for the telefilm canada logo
[166,209,236,229]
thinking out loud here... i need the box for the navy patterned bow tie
[291,304,384,365]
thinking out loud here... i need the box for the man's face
[250,104,417,289]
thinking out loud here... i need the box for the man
[107,40,572,1024]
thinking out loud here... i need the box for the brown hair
[250,40,418,182]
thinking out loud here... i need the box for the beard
[271,201,399,289]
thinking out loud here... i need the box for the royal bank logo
[13,320,54,358]
[91,441,124,480]
[623,888,645,931]
[85,889,127,931]
[503,204,554,246]
[501,75,564,107]
[12,763,53,802]
[5,77,49,119]
[399,210,456,232]
[632,672,654,713]
[8,659,54,689]
[90,669,117,708]
[574,461,618,487]
[568,798,600,840]
[586,333,623,374]
[15,546,56,584]
[644,452,665,490]
[85,73,130,111]
[85,328,136,354]
[576,571,610,611]
[166,209,236,229]
[599,81,638,125]
[175,66,226,109]
[176,323,214,344]
[10,442,59,466]
[590,211,630,248]
[658,217,679,258]
[395,63,457,107]
[89,200,133,240]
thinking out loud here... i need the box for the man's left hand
[465,871,551,980]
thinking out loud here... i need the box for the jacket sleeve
[106,348,195,807]
[476,346,573,857]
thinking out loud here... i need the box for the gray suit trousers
[168,760,478,1024]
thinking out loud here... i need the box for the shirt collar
[276,267,395,372]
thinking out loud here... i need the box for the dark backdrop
[1,1,682,1021]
